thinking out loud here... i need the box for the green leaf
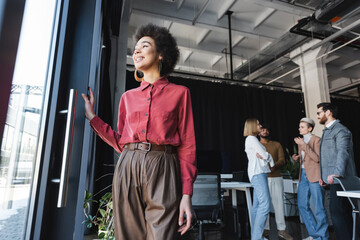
[99,208,106,217]
[98,232,105,239]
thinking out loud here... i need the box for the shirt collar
[140,76,169,91]
[303,133,312,143]
[326,119,337,128]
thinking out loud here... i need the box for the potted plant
[83,190,114,240]
[282,146,300,180]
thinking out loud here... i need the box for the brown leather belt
[124,142,176,153]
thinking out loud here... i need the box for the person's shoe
[262,229,270,238]
[302,237,314,240]
[278,230,294,240]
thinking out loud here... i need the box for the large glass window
[0,0,58,239]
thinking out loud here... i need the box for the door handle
[53,89,77,208]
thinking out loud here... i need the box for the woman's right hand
[256,153,263,159]
[81,87,96,121]
[292,154,300,162]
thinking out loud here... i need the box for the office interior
[0,0,360,239]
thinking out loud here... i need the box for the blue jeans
[250,173,270,240]
[297,170,329,240]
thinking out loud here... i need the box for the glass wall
[0,0,58,239]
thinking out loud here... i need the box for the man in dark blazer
[317,102,357,240]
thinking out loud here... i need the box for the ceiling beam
[243,55,291,81]
[333,47,360,61]
[327,64,360,79]
[196,29,211,45]
[177,0,185,10]
[340,60,360,70]
[127,54,225,75]
[131,1,280,41]
[232,35,245,48]
[211,55,223,66]
[177,41,223,58]
[217,0,236,20]
[180,49,193,63]
[329,79,360,93]
[291,71,300,79]
[253,8,276,29]
[328,75,345,83]
[324,54,340,63]
[176,37,255,59]
[164,20,173,31]
[175,64,218,75]
[128,34,253,61]
[243,0,313,16]
[192,0,211,25]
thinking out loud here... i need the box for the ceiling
[126,0,360,98]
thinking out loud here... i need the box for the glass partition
[0,0,58,238]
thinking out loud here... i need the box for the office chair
[192,173,222,240]
[334,176,360,240]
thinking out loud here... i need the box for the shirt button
[145,113,148,116]
[142,129,145,133]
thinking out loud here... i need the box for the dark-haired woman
[82,24,197,240]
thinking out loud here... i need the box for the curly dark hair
[134,24,179,76]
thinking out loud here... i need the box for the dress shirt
[326,119,336,128]
[301,133,312,168]
[245,135,275,181]
[90,76,197,195]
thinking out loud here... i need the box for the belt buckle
[142,142,151,152]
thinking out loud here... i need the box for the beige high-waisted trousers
[112,145,181,240]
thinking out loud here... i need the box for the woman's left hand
[178,194,193,235]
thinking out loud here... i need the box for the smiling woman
[82,24,197,240]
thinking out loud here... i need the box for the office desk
[337,190,360,210]
[337,190,360,198]
[336,191,360,240]
[220,174,233,179]
[221,181,253,226]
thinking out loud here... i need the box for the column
[291,40,332,136]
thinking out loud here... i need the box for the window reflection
[0,0,57,238]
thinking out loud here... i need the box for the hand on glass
[178,194,193,235]
[81,87,96,121]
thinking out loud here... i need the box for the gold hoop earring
[134,69,144,82]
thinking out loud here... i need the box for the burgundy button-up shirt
[90,77,197,195]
